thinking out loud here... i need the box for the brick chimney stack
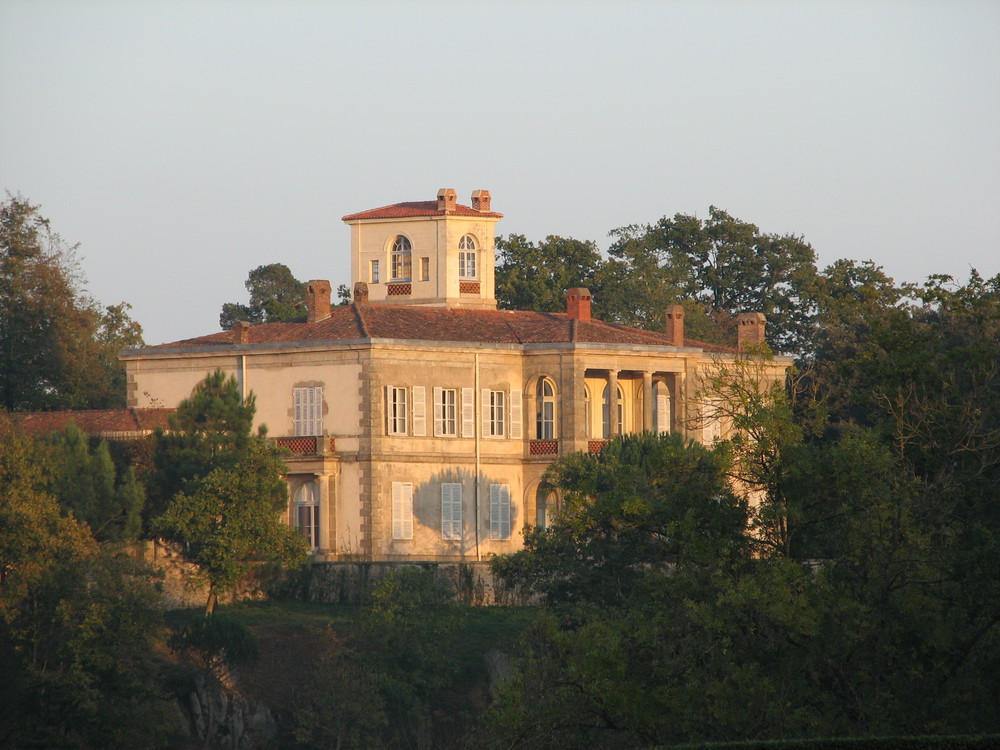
[565,288,592,322]
[665,305,685,347]
[437,188,457,213]
[306,280,332,324]
[353,281,369,305]
[231,320,250,344]
[471,189,491,212]
[737,312,767,351]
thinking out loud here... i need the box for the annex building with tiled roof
[122,188,791,561]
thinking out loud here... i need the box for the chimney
[565,287,592,322]
[306,279,332,324]
[436,188,457,213]
[231,320,250,344]
[353,281,369,305]
[665,305,685,347]
[471,189,491,212]
[737,312,767,351]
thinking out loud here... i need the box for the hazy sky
[2,0,998,345]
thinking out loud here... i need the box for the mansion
[121,189,791,561]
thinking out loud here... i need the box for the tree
[0,195,143,411]
[604,207,820,352]
[151,370,307,612]
[0,418,175,748]
[219,262,305,329]
[495,234,606,313]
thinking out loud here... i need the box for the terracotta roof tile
[342,201,503,221]
[8,408,176,437]
[143,305,735,353]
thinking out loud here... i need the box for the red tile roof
[342,201,503,221]
[142,304,735,353]
[8,408,176,437]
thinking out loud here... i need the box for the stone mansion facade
[121,189,790,561]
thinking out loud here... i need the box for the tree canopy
[219,262,305,329]
[0,195,143,411]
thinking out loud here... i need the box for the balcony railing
[529,440,559,456]
[386,282,411,296]
[274,436,335,455]
[588,440,608,454]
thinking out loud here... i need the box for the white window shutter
[412,386,426,436]
[490,484,512,541]
[385,385,392,435]
[656,390,670,434]
[433,387,444,437]
[509,389,522,439]
[392,482,413,539]
[482,389,491,437]
[441,483,462,540]
[461,388,474,438]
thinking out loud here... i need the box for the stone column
[642,371,653,432]
[608,370,619,437]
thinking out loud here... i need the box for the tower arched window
[293,481,320,551]
[391,236,412,281]
[536,377,556,439]
[458,234,477,279]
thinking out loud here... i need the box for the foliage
[495,234,606,313]
[155,437,307,612]
[46,422,146,541]
[0,195,143,411]
[219,262,305,329]
[169,612,260,677]
[0,420,176,748]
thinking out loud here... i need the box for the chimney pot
[737,312,767,351]
[306,279,332,324]
[565,287,592,322]
[436,188,457,213]
[665,305,685,347]
[353,281,369,305]
[471,189,491,212]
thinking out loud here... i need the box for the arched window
[653,381,672,434]
[458,234,477,278]
[293,481,320,551]
[391,236,412,281]
[601,383,625,439]
[536,377,556,439]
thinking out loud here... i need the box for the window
[386,386,407,435]
[536,377,556,439]
[458,234,477,278]
[461,388,475,438]
[653,381,671,435]
[293,481,320,551]
[441,483,463,540]
[391,235,412,281]
[703,399,723,444]
[294,386,323,437]
[434,387,457,436]
[490,484,511,540]
[420,257,430,281]
[484,389,505,437]
[370,259,380,284]
[392,482,413,540]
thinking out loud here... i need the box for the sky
[2,0,998,346]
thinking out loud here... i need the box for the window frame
[536,377,556,440]
[434,387,457,437]
[391,235,412,281]
[370,259,380,284]
[386,386,408,435]
[458,234,478,279]
[293,481,320,551]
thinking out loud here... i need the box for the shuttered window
[434,387,457,436]
[490,484,511,541]
[386,386,407,435]
[441,483,463,540]
[392,482,413,540]
[294,387,323,437]
[654,381,671,435]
